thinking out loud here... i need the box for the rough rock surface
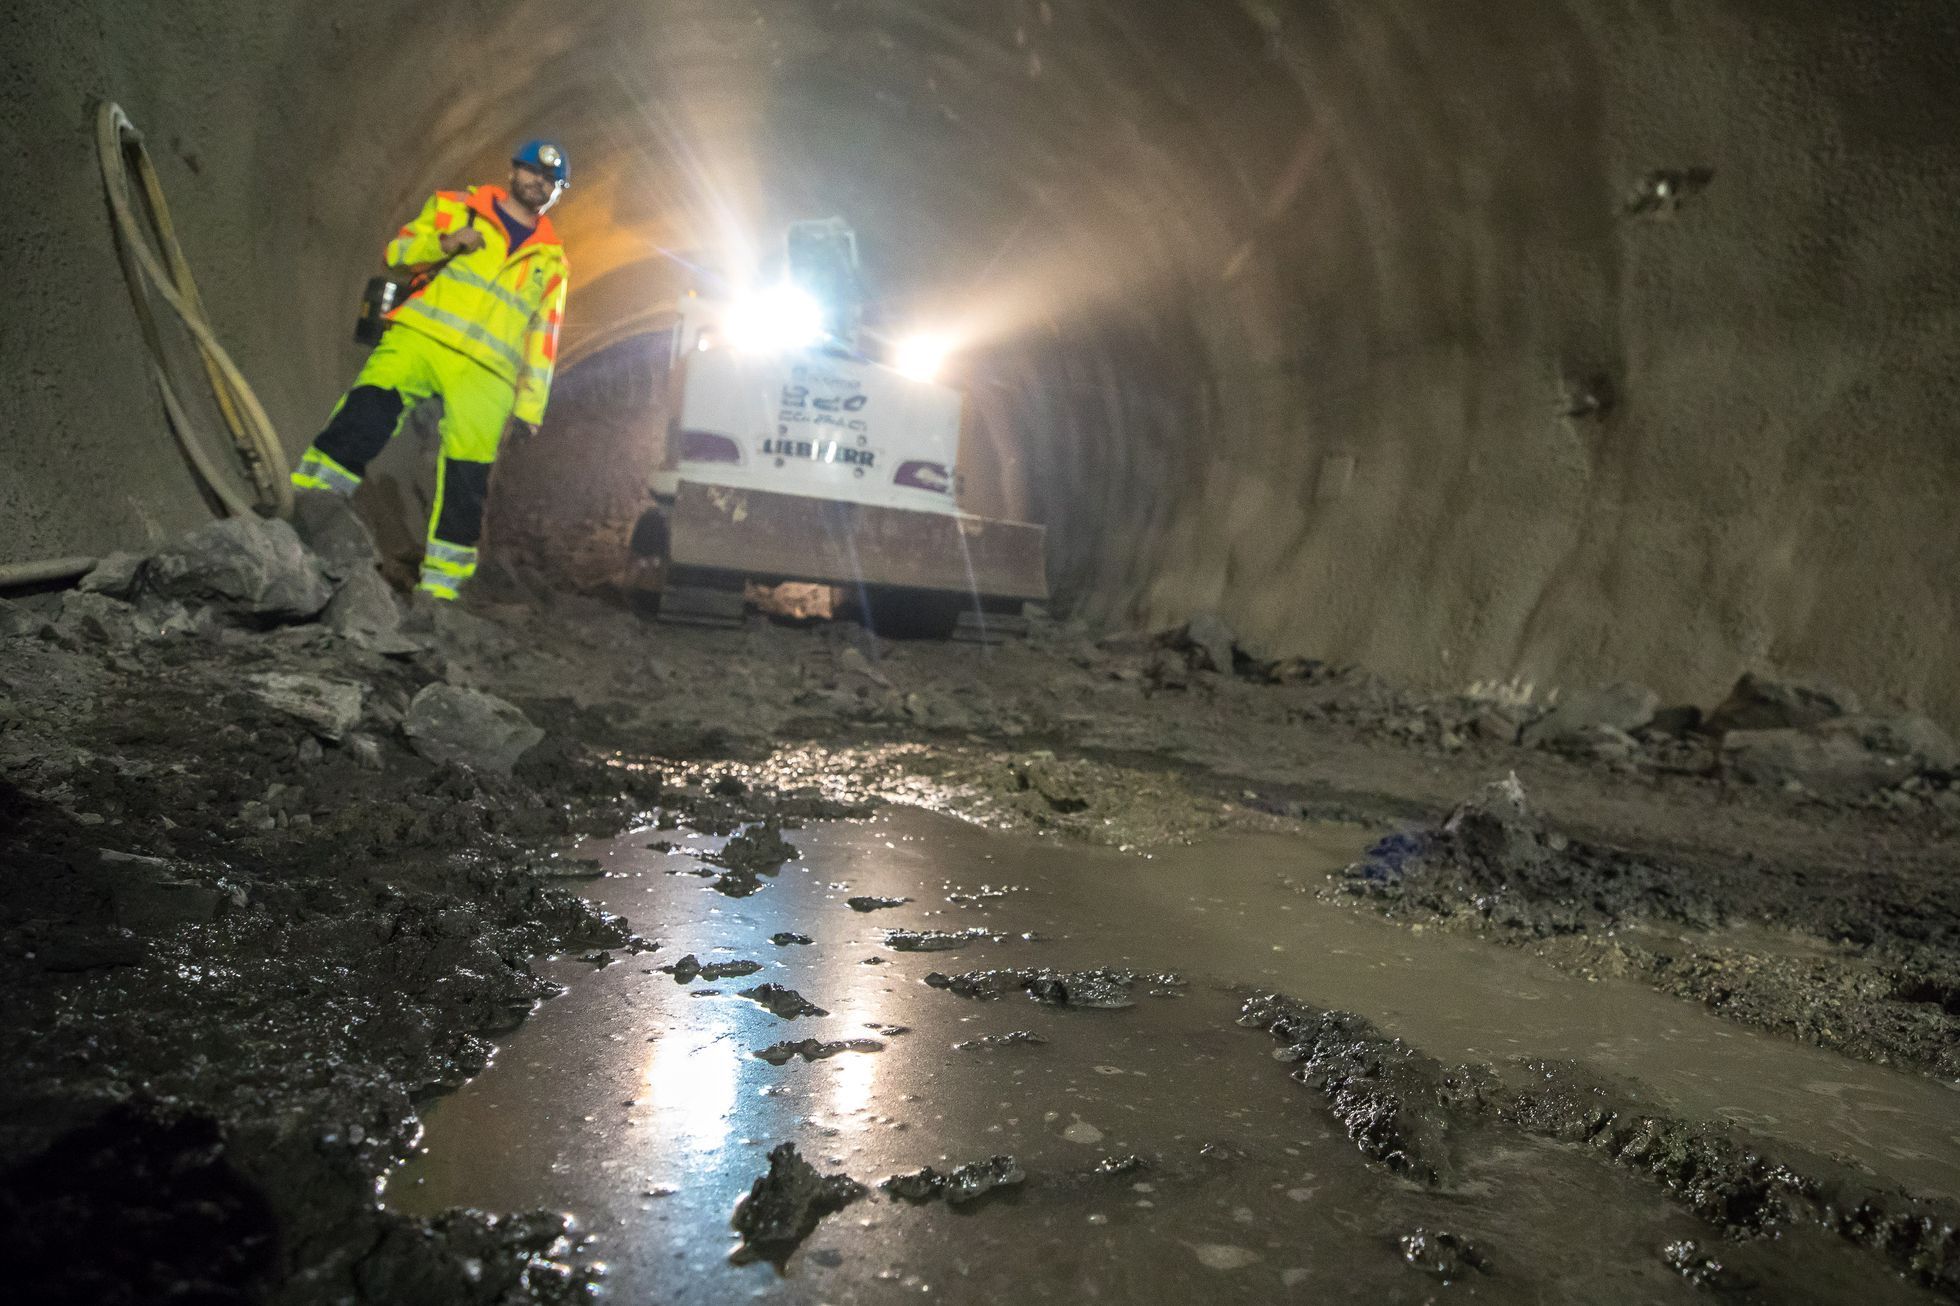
[403,685,543,775]
[1182,613,1237,674]
[1721,728,1912,800]
[54,592,177,645]
[753,1038,884,1065]
[0,599,48,639]
[323,567,405,646]
[141,517,333,623]
[1399,1229,1490,1281]
[288,491,381,581]
[1520,682,1659,748]
[924,967,1183,1009]
[76,551,146,598]
[729,1143,867,1269]
[880,1155,1025,1206]
[246,672,363,741]
[740,984,828,1019]
[1705,672,1859,734]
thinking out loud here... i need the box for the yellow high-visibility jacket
[384,185,568,426]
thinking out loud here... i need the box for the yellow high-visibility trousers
[291,325,514,598]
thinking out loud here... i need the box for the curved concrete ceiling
[13,0,1960,719]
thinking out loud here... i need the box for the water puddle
[386,807,1956,1302]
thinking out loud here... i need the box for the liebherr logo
[761,437,877,467]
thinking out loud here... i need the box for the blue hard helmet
[512,139,570,187]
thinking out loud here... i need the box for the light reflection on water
[829,1007,883,1119]
[646,1024,742,1154]
[386,807,1960,1305]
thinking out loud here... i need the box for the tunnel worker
[291,140,571,600]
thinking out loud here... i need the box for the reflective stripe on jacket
[384,185,568,425]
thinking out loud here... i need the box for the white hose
[94,100,292,520]
[0,555,97,589]
[2,105,296,591]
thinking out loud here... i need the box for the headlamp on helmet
[512,138,570,188]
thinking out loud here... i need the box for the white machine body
[652,295,964,516]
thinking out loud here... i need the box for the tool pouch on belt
[352,210,479,347]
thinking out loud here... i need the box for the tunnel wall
[7,0,1959,723]
[1085,1,1960,723]
[2,1,451,564]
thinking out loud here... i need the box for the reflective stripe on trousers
[416,566,463,601]
[291,450,360,495]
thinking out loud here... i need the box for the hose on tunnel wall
[93,100,292,524]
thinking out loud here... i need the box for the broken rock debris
[661,954,762,983]
[926,967,1184,1009]
[729,1143,867,1269]
[881,1155,1025,1206]
[953,1030,1049,1051]
[402,684,543,775]
[245,671,363,741]
[881,926,1009,952]
[753,1038,885,1065]
[142,516,333,622]
[740,983,829,1019]
[847,895,910,912]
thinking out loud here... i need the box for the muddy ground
[2,514,1957,1303]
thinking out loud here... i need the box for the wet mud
[663,954,763,982]
[7,534,1960,1302]
[924,966,1186,1008]
[753,1037,887,1065]
[729,1142,868,1269]
[881,926,1012,951]
[881,1155,1026,1206]
[386,810,1960,1303]
[741,983,830,1019]
[1240,990,1960,1294]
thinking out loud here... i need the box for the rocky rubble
[1237,992,1960,1295]
[6,505,1960,1302]
[0,507,691,1303]
[728,1143,867,1269]
[1338,774,1960,1075]
[880,1155,1026,1206]
[1063,612,1960,809]
[404,684,544,775]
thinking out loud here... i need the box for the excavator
[625,219,1048,637]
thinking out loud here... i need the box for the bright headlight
[724,284,824,353]
[893,333,951,382]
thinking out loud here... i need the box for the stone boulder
[1182,613,1238,674]
[1820,714,1960,773]
[0,598,51,639]
[76,551,146,599]
[1520,682,1659,748]
[1720,728,1910,801]
[52,592,191,645]
[1705,672,1858,734]
[247,672,364,741]
[323,567,406,647]
[143,516,332,622]
[403,684,542,775]
[1546,723,1639,762]
[289,491,380,581]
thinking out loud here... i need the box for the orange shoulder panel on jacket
[431,190,466,231]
